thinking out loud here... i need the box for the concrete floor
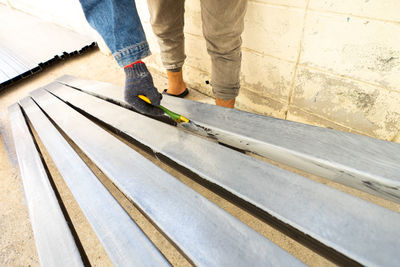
[1,48,399,266]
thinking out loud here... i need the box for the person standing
[79,0,247,112]
[147,0,247,108]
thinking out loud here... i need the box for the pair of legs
[147,0,247,108]
[79,0,247,110]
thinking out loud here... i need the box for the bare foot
[215,98,235,108]
[166,69,186,95]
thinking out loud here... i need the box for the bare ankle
[166,69,186,95]
[215,97,235,108]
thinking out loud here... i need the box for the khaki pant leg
[200,0,248,100]
[147,0,186,69]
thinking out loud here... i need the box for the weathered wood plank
[30,88,302,267]
[55,75,400,203]
[8,103,84,267]
[19,97,169,267]
[46,82,400,267]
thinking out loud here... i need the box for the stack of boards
[8,75,400,266]
[0,5,95,90]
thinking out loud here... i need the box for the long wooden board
[55,75,400,203]
[8,103,84,267]
[45,82,400,267]
[19,97,169,267]
[30,88,302,267]
[0,6,95,89]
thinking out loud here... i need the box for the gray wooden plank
[55,75,400,203]
[30,88,304,267]
[8,103,84,267]
[0,5,94,88]
[0,44,30,75]
[0,47,26,81]
[0,68,9,83]
[46,81,400,266]
[19,97,169,267]
[0,5,93,66]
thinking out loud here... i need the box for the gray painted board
[19,97,169,267]
[0,45,28,78]
[0,5,94,88]
[8,103,84,267]
[30,88,302,267]
[47,82,400,266]
[55,75,400,203]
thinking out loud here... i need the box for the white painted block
[185,0,201,12]
[142,22,160,54]
[237,87,286,118]
[241,49,295,101]
[243,2,305,62]
[183,65,212,96]
[250,0,307,8]
[301,11,400,91]
[184,0,202,36]
[291,66,400,140]
[310,0,400,23]
[185,34,210,72]
[136,0,150,23]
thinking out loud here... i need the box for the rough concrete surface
[1,48,399,266]
[142,0,400,142]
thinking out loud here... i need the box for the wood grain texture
[46,81,400,267]
[19,97,169,267]
[55,75,400,203]
[30,88,302,267]
[8,103,84,267]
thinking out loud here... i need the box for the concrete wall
[4,0,400,142]
[142,0,400,142]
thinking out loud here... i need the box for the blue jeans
[79,0,151,67]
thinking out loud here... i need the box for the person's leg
[79,0,162,116]
[147,0,187,96]
[80,0,150,66]
[200,0,248,108]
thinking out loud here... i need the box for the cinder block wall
[142,0,400,142]
[3,0,400,142]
